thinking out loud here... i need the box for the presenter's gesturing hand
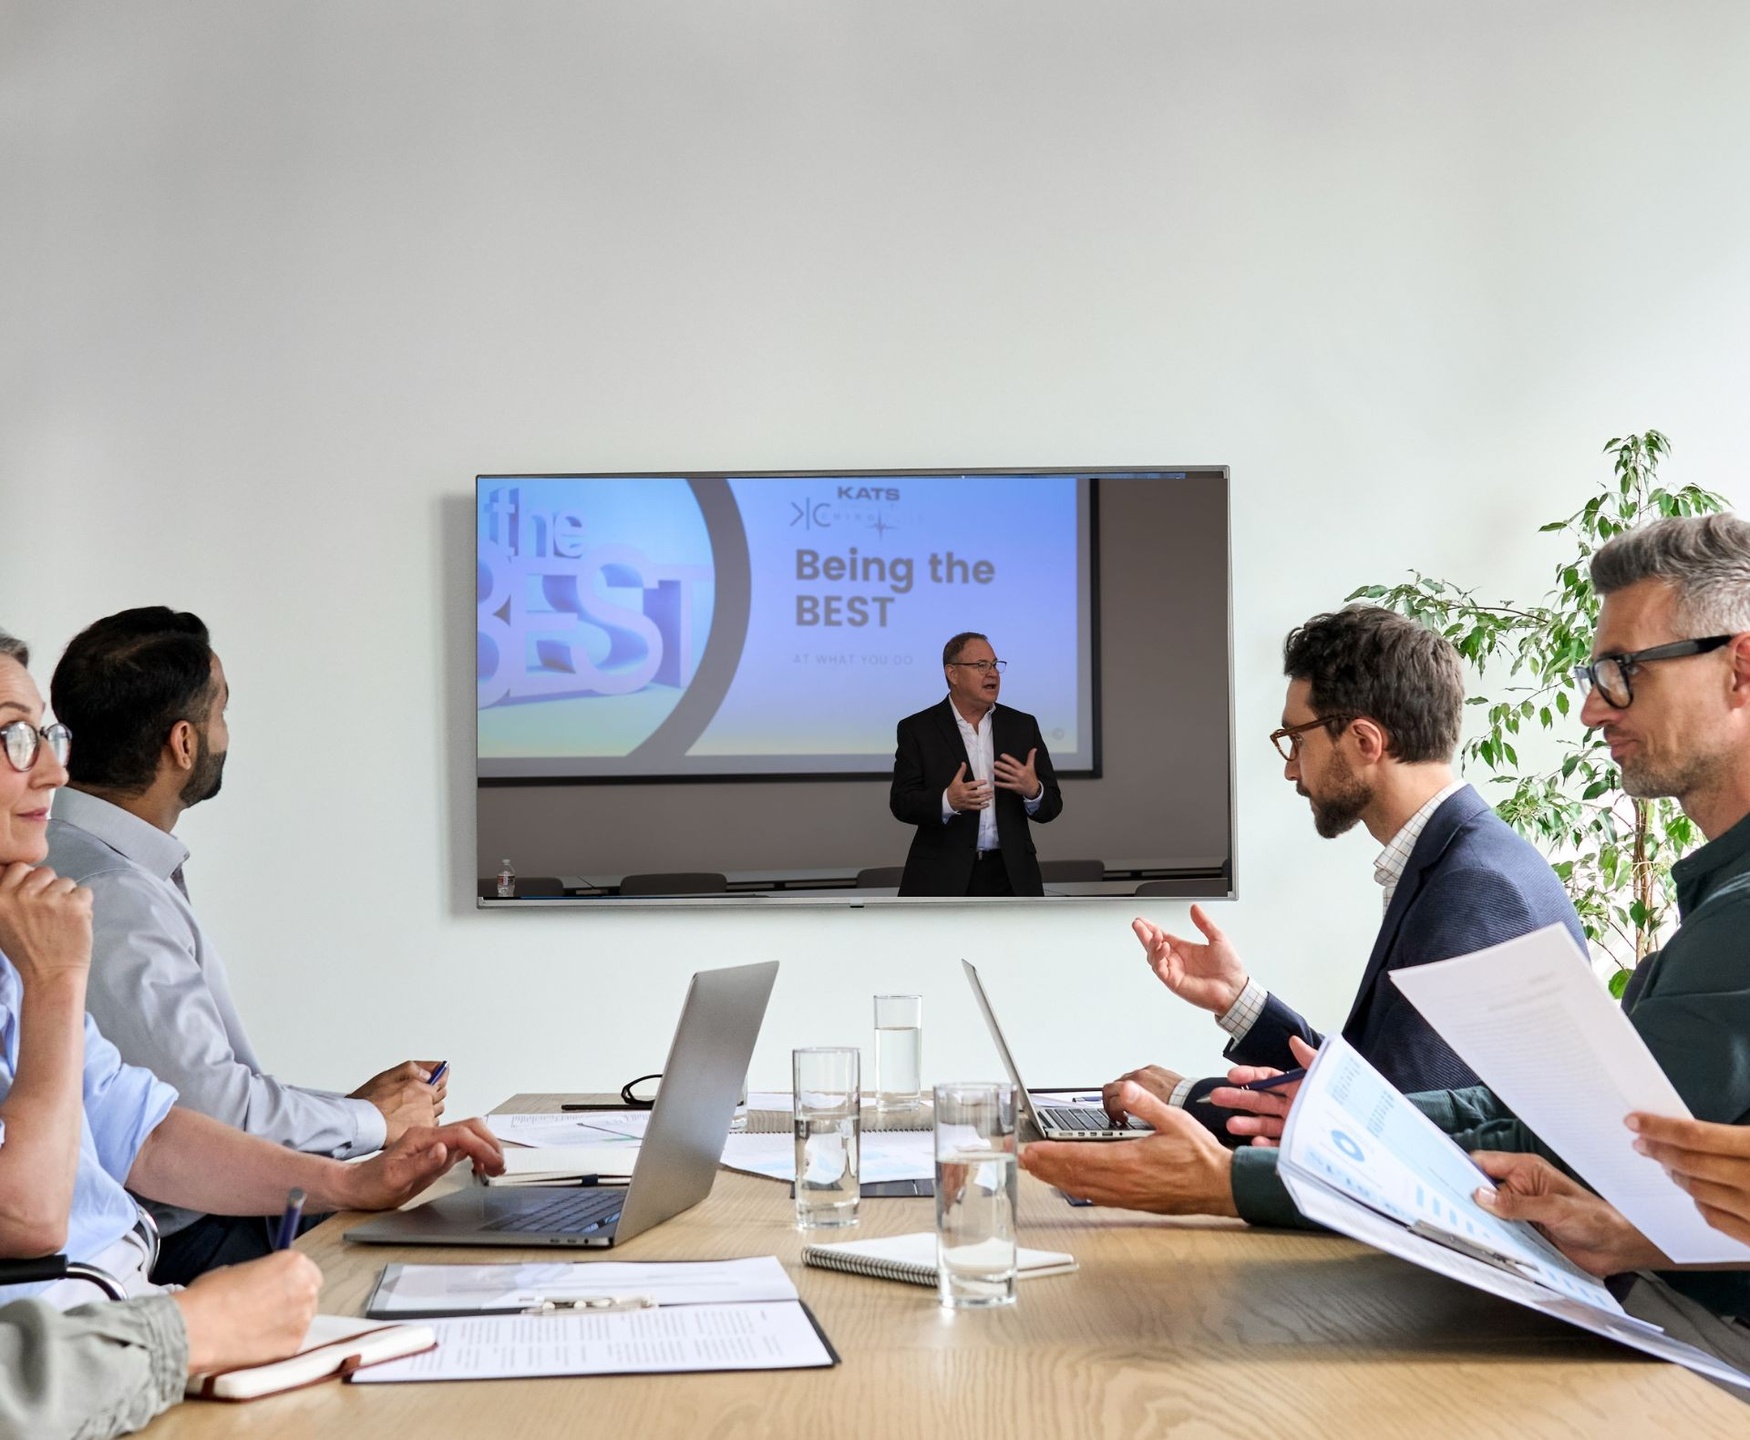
[993,748,1042,800]
[946,763,992,813]
[1132,906,1250,1017]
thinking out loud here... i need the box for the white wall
[4,1,1748,1123]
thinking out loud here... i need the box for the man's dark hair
[0,629,27,667]
[942,631,989,669]
[51,608,216,792]
[1282,605,1463,764]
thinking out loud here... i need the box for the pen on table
[428,1060,449,1086]
[524,1294,657,1315]
[274,1188,306,1251]
[1194,1067,1306,1104]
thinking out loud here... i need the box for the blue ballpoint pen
[1193,1067,1307,1104]
[429,1060,450,1086]
[274,1188,306,1251]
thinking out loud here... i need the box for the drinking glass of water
[793,1047,860,1229]
[933,1081,1018,1308]
[873,994,923,1113]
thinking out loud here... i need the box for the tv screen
[476,467,1232,904]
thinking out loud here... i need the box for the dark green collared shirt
[1233,807,1750,1317]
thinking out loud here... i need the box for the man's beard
[1618,746,1718,804]
[1301,750,1372,839]
[180,732,226,806]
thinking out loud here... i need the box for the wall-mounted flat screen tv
[476,467,1232,905]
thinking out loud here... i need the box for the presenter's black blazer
[889,698,1063,897]
[1183,785,1586,1138]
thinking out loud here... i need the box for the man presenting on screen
[890,632,1063,896]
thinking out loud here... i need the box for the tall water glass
[793,1047,860,1229]
[933,1082,1018,1308]
[873,994,923,1112]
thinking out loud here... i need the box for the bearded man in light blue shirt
[45,607,453,1284]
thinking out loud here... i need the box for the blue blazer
[1185,785,1586,1139]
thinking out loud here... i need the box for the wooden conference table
[141,1095,1750,1439]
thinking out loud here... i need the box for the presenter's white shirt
[941,704,1043,852]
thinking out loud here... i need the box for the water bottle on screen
[496,858,517,898]
[873,994,923,1112]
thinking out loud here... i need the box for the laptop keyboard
[482,1187,625,1235]
[1040,1106,1129,1132]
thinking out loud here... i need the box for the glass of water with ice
[873,994,923,1113]
[933,1081,1018,1308]
[793,1047,860,1229]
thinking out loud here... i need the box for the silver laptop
[962,959,1149,1142]
[345,960,779,1249]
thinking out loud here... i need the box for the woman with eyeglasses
[0,627,320,1440]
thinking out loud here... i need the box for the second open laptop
[345,960,779,1249]
[962,958,1150,1142]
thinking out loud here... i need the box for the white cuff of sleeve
[341,1097,389,1158]
[1216,979,1267,1040]
[941,790,955,823]
[1167,1077,1195,1108]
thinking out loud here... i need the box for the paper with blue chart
[1278,1037,1750,1388]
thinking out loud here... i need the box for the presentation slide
[477,472,1097,780]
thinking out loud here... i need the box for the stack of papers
[1277,1035,1750,1390]
[367,1256,797,1317]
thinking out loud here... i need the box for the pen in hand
[428,1060,449,1087]
[274,1188,307,1251]
[1194,1067,1306,1104]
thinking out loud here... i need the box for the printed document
[1279,1037,1750,1390]
[350,1302,835,1382]
[1390,923,1750,1264]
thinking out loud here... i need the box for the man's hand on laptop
[351,1060,447,1142]
[1019,1082,1237,1217]
[1132,906,1249,1016]
[1204,1035,1319,1147]
[1101,1066,1184,1123]
[338,1118,505,1210]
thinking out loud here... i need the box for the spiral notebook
[802,1231,1078,1287]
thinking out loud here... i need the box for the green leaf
[1608,968,1632,1000]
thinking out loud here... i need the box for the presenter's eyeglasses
[1572,635,1733,709]
[1269,715,1354,761]
[1,721,72,773]
[948,659,1007,673]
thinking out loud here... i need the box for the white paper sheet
[487,1145,640,1182]
[719,1129,935,1183]
[349,1301,834,1382]
[1389,923,1750,1264]
[368,1257,797,1316]
[487,1113,648,1149]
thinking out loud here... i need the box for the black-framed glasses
[1,720,72,773]
[1572,635,1733,709]
[948,659,1007,673]
[1268,714,1355,762]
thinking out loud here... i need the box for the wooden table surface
[138,1095,1750,1439]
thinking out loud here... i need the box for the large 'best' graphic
[477,482,713,707]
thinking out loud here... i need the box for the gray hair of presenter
[1281,605,1464,765]
[0,629,27,666]
[1589,513,1750,635]
[942,631,991,669]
